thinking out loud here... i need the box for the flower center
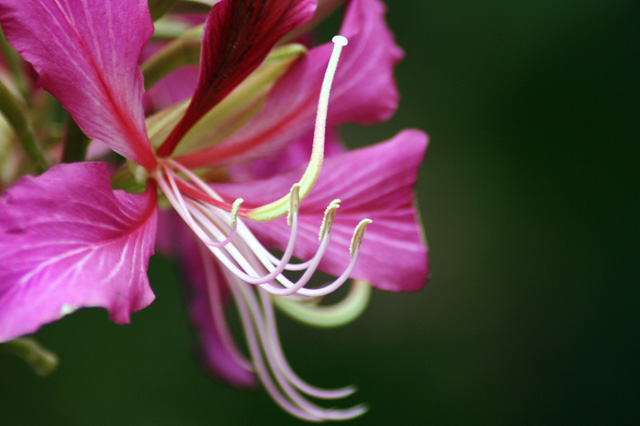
[151,35,371,421]
[154,159,371,297]
[152,34,369,298]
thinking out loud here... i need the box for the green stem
[61,115,90,163]
[152,18,190,40]
[0,27,29,101]
[0,79,49,172]
[0,338,59,376]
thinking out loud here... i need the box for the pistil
[151,34,373,421]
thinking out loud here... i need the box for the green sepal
[0,27,29,100]
[61,115,90,163]
[111,166,148,194]
[151,17,191,40]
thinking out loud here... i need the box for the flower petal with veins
[175,0,402,168]
[0,163,157,342]
[0,0,156,169]
[157,0,317,156]
[213,130,429,292]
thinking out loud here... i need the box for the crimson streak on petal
[156,0,317,157]
[0,0,156,170]
[175,0,403,169]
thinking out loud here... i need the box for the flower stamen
[155,164,238,248]
[160,164,372,297]
[200,184,302,286]
[223,266,367,421]
[199,243,253,373]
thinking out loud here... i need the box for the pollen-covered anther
[319,199,341,241]
[280,199,338,273]
[286,184,301,227]
[350,219,373,257]
[132,164,149,183]
[229,198,244,229]
[268,218,372,298]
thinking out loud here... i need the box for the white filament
[153,34,374,421]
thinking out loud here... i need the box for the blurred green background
[1,0,638,424]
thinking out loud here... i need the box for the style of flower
[0,0,428,421]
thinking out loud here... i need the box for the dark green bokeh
[1,1,638,424]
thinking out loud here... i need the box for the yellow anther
[287,184,301,227]
[229,198,244,229]
[350,219,372,257]
[133,164,149,183]
[319,199,341,241]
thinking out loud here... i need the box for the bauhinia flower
[0,0,428,421]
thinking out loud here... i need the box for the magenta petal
[185,244,257,388]
[157,0,317,156]
[214,130,429,292]
[144,65,199,112]
[141,39,201,112]
[0,163,158,342]
[157,211,256,387]
[333,0,403,123]
[227,128,345,181]
[0,0,156,169]
[177,0,403,169]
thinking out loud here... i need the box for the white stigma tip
[230,198,244,229]
[332,35,348,46]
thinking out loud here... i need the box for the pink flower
[0,0,427,420]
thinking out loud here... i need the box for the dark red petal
[156,0,316,157]
[174,0,403,169]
